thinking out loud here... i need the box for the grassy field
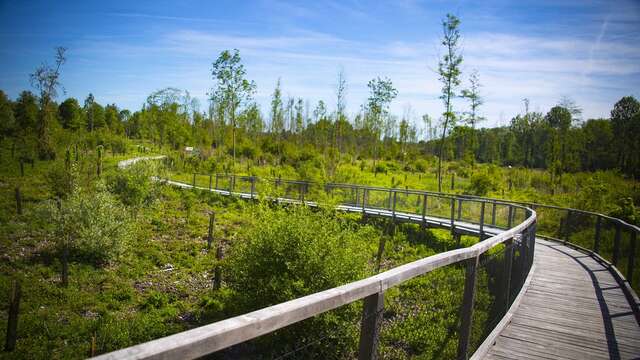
[1,143,638,359]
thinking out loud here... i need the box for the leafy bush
[466,172,496,196]
[107,161,163,207]
[414,159,429,173]
[375,162,388,174]
[224,204,375,356]
[48,183,134,264]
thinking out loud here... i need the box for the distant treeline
[1,86,638,177]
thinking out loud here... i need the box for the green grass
[1,141,638,359]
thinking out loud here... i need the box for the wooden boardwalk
[482,239,640,360]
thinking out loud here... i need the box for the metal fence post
[209,174,212,191]
[362,188,367,213]
[627,231,637,284]
[392,191,397,219]
[613,223,622,266]
[250,177,256,199]
[564,210,572,244]
[457,255,479,360]
[491,201,497,226]
[594,216,602,253]
[358,292,384,360]
[457,199,463,221]
[503,239,515,312]
[507,206,513,229]
[479,202,485,240]
[422,194,427,226]
[450,198,456,235]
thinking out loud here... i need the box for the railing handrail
[193,171,638,232]
[95,169,538,360]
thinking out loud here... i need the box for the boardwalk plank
[482,239,640,360]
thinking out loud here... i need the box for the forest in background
[1,13,639,360]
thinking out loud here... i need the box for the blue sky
[1,0,639,128]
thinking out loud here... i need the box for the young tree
[58,98,83,130]
[461,69,484,128]
[294,98,304,135]
[335,68,347,149]
[210,49,256,164]
[30,46,66,159]
[270,79,284,134]
[367,77,398,169]
[436,14,463,192]
[84,93,96,132]
[313,100,327,123]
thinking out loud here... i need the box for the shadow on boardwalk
[483,239,640,360]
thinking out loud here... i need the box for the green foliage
[466,172,496,196]
[107,161,163,208]
[47,183,134,264]
[223,204,374,356]
[227,204,372,309]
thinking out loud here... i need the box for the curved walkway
[112,160,640,359]
[480,239,640,359]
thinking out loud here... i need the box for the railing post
[457,199,462,220]
[564,210,572,244]
[209,174,212,191]
[450,198,456,235]
[613,223,622,266]
[392,191,397,219]
[529,220,537,268]
[230,175,235,194]
[358,292,384,360]
[479,202,485,240]
[491,201,497,226]
[387,190,392,209]
[299,182,305,203]
[250,177,256,199]
[594,216,602,253]
[503,239,515,312]
[362,188,367,213]
[627,231,636,284]
[457,255,479,360]
[215,174,219,190]
[422,194,427,226]
[355,187,360,207]
[507,206,513,229]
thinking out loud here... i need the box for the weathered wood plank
[481,239,640,360]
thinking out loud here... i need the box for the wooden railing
[93,172,541,360]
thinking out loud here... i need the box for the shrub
[375,162,388,174]
[414,159,429,173]
[224,204,374,356]
[48,183,134,265]
[107,161,163,207]
[466,172,496,196]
